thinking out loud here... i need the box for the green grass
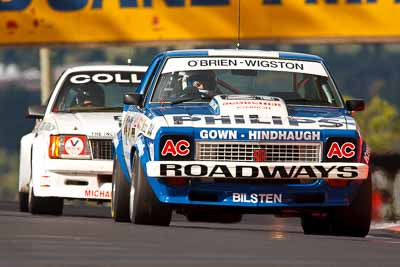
[0,150,18,201]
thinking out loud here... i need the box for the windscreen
[53,71,144,112]
[151,57,343,107]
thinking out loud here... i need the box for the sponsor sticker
[91,132,114,137]
[219,96,282,111]
[197,129,321,141]
[146,162,369,180]
[249,130,321,141]
[221,95,276,101]
[161,139,190,157]
[124,113,157,140]
[232,193,282,204]
[159,164,359,179]
[214,95,289,117]
[199,129,238,140]
[171,115,345,129]
[84,189,111,198]
[363,146,371,164]
[63,136,85,156]
[324,137,358,162]
[162,57,328,77]
[70,73,141,84]
[327,142,356,159]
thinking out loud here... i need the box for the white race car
[18,65,147,215]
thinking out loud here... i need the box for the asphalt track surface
[1,201,400,267]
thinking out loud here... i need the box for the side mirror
[124,93,143,106]
[26,105,46,119]
[346,99,365,112]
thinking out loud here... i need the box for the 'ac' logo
[161,139,190,156]
[327,142,355,159]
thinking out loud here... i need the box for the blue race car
[111,49,371,237]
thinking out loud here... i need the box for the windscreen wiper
[284,99,313,103]
[88,107,122,111]
[68,106,122,112]
[170,96,210,105]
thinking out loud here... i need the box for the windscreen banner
[1,0,400,45]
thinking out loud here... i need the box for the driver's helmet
[186,70,217,96]
[73,84,105,107]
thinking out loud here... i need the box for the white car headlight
[49,135,91,160]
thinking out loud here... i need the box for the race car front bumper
[144,161,369,209]
[146,161,369,180]
[33,159,113,200]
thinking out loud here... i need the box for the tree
[354,96,400,153]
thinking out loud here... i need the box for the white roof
[65,65,147,74]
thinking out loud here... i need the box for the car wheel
[28,181,63,215]
[330,174,372,237]
[19,192,29,212]
[130,152,172,226]
[111,155,130,222]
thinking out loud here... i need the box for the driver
[185,70,218,98]
[72,84,105,107]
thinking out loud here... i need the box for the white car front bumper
[34,159,113,200]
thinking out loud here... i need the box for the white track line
[370,221,400,230]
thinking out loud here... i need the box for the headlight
[159,135,193,161]
[49,135,91,159]
[324,137,358,162]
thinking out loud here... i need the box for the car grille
[90,139,113,160]
[196,142,322,163]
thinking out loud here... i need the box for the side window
[142,57,163,99]
[295,74,319,100]
[54,87,78,111]
[295,74,337,105]
[152,73,175,102]
[318,77,337,105]
[64,89,78,108]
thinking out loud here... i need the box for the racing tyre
[330,174,372,237]
[301,215,330,235]
[130,153,172,226]
[28,181,63,215]
[19,192,29,212]
[111,155,130,222]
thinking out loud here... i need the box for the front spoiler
[146,161,369,180]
